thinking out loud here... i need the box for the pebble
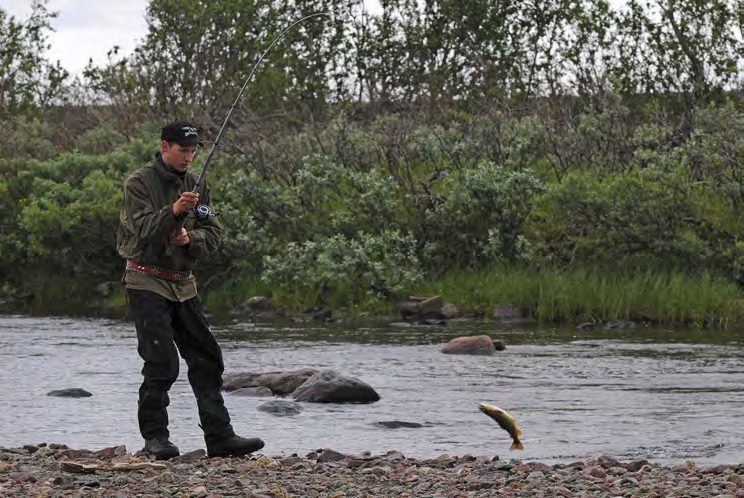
[0,443,742,497]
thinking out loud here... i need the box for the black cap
[160,121,203,147]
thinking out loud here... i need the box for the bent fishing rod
[186,11,330,219]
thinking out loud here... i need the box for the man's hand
[171,228,190,247]
[173,192,199,216]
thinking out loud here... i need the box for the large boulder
[292,370,380,404]
[223,368,318,396]
[440,335,499,355]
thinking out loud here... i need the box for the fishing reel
[194,204,217,219]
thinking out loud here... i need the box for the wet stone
[46,388,93,398]
[0,445,741,498]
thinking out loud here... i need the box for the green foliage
[0,1,68,117]
[20,170,122,266]
[75,124,127,155]
[218,153,405,275]
[1,0,743,325]
[218,167,298,275]
[294,154,403,234]
[2,142,143,294]
[262,230,422,305]
[83,0,358,122]
[422,161,544,270]
[66,0,742,118]
[614,0,743,98]
[2,92,744,326]
[0,117,59,160]
[675,100,744,210]
[528,168,707,270]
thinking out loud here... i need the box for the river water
[1,314,742,466]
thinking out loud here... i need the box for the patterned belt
[126,261,192,281]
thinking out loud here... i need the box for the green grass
[414,266,744,327]
[13,266,743,328]
[201,266,744,327]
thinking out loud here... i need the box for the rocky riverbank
[1,443,743,497]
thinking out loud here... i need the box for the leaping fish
[478,403,524,450]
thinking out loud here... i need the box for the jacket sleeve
[185,182,222,259]
[124,175,185,256]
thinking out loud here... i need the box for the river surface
[1,314,742,466]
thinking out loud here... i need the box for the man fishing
[116,121,264,460]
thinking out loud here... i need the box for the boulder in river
[223,368,318,396]
[441,335,502,355]
[292,370,380,404]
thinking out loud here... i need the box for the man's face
[161,141,198,172]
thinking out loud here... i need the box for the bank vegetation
[1,0,743,326]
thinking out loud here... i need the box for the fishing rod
[189,11,330,215]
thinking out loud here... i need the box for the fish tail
[510,440,524,451]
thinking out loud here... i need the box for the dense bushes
[1,0,743,322]
[1,97,743,320]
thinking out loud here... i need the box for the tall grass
[198,266,744,327]
[414,267,744,327]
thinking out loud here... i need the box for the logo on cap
[161,121,202,146]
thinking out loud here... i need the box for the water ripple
[0,315,742,466]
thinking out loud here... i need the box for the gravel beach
[1,443,743,497]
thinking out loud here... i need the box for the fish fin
[510,441,524,451]
[516,428,523,436]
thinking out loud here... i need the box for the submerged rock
[375,421,424,429]
[257,400,304,416]
[47,388,92,398]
